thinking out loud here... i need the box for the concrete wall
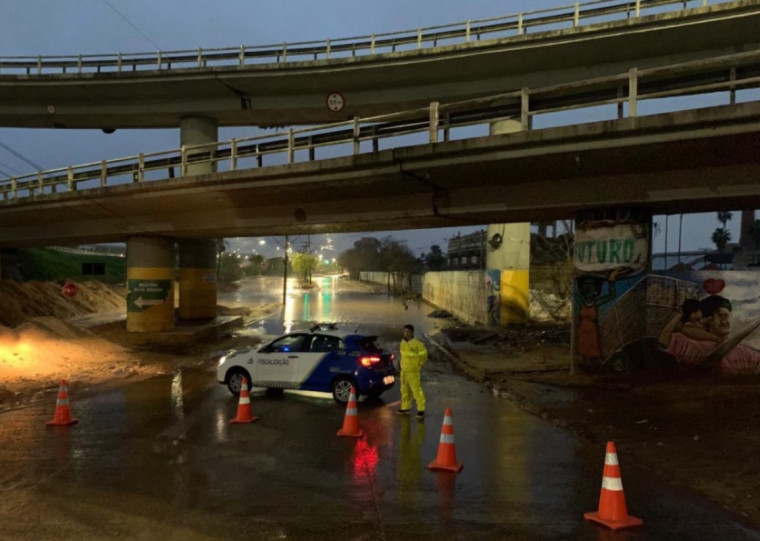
[359,272,421,294]
[422,271,488,326]
[361,265,570,326]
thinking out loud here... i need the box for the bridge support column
[572,208,652,372]
[126,237,175,333]
[178,239,217,320]
[484,119,531,326]
[485,224,531,325]
[180,116,218,176]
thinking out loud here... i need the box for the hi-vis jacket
[400,337,428,372]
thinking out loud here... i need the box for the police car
[217,324,396,403]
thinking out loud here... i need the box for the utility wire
[99,0,162,50]
[0,139,43,171]
[0,159,22,175]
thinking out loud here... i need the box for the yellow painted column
[486,120,530,325]
[485,223,531,325]
[126,237,175,333]
[178,239,217,320]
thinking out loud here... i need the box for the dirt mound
[0,280,125,327]
[15,316,95,340]
[443,322,571,352]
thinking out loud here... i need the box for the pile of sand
[0,280,125,327]
[0,317,137,392]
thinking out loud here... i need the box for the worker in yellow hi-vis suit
[397,324,428,419]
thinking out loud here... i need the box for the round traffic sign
[326,92,345,112]
[62,282,78,298]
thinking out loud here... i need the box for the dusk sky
[0,0,748,257]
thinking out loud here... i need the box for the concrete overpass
[1,98,759,247]
[2,0,760,332]
[0,0,759,128]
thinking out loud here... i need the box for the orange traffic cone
[337,386,363,438]
[427,408,463,473]
[584,441,643,530]
[230,377,258,424]
[46,380,79,426]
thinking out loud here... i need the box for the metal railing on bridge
[2,47,759,202]
[0,0,711,75]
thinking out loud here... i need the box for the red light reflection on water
[352,438,379,482]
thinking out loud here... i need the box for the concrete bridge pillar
[178,239,217,320]
[484,119,531,325]
[485,224,531,325]
[180,116,218,176]
[126,237,175,333]
[572,208,653,371]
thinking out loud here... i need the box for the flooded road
[0,277,757,540]
[221,275,450,350]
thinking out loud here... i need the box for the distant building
[447,230,486,270]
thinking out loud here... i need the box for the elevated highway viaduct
[0,1,759,128]
[2,101,760,247]
[2,0,760,331]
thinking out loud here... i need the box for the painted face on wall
[709,307,731,337]
[687,309,704,327]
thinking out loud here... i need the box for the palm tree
[717,211,733,229]
[712,228,731,253]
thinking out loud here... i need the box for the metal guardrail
[2,48,759,203]
[49,246,125,257]
[0,0,711,75]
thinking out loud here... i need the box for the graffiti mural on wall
[574,266,760,375]
[573,209,651,365]
[656,271,760,376]
[485,269,500,325]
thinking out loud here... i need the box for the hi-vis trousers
[400,370,426,412]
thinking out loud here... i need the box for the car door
[255,333,307,388]
[296,334,345,391]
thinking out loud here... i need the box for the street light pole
[282,234,289,306]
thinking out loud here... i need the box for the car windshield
[358,336,382,353]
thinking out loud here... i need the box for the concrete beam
[0,2,758,128]
[0,101,759,247]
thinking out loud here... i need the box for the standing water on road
[219,275,453,347]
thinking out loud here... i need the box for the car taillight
[359,355,381,367]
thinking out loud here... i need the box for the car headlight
[218,355,227,366]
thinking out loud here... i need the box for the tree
[242,254,266,276]
[337,238,380,279]
[378,236,418,294]
[712,211,734,253]
[424,244,447,271]
[712,228,731,253]
[290,252,318,287]
[217,252,244,284]
[214,238,228,277]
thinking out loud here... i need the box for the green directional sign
[127,279,172,312]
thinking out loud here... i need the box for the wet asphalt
[0,277,757,540]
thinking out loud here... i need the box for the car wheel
[226,368,252,396]
[331,377,357,404]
